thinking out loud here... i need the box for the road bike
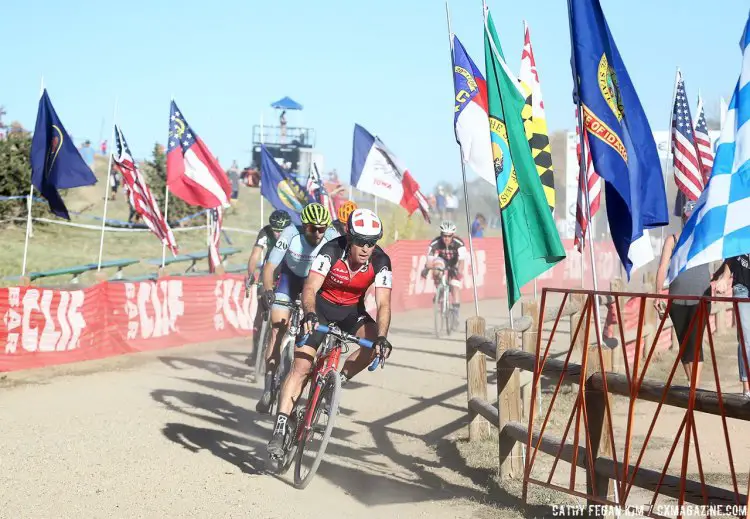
[268,325,384,489]
[433,266,457,337]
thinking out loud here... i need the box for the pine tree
[0,135,50,223]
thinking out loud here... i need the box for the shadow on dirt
[153,348,539,513]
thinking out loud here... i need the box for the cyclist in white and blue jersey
[256,202,339,413]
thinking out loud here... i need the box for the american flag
[208,207,222,273]
[573,106,602,253]
[306,164,337,221]
[694,94,714,186]
[113,125,178,255]
[671,71,704,201]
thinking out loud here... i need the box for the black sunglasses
[305,224,327,234]
[350,236,378,248]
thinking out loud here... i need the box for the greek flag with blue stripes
[668,13,750,283]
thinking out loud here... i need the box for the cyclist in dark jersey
[245,210,292,363]
[420,220,467,317]
[267,208,393,458]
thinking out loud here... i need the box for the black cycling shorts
[302,294,375,350]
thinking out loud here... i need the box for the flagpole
[569,1,604,345]
[161,187,170,269]
[207,208,212,266]
[260,112,265,230]
[446,0,480,316]
[21,78,45,278]
[663,67,680,246]
[96,97,118,272]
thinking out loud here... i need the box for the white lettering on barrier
[124,280,184,340]
[213,279,253,331]
[3,287,86,354]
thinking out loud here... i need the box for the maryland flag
[519,21,555,213]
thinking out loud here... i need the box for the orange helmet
[337,200,357,223]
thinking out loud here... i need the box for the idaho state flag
[166,101,231,208]
[569,0,668,276]
[350,124,430,222]
[30,89,97,219]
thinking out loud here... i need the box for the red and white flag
[166,100,231,209]
[208,207,223,273]
[574,107,602,253]
[351,124,430,222]
[113,125,178,255]
[693,93,714,186]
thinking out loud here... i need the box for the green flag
[483,9,565,309]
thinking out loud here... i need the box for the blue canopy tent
[270,97,303,111]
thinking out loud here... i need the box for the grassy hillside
[2,155,476,285]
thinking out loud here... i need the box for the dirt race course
[0,301,522,519]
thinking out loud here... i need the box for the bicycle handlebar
[296,324,384,371]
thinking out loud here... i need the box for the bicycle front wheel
[443,287,452,336]
[433,287,443,338]
[294,370,341,489]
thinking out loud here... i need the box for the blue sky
[3,0,747,190]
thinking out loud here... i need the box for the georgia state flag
[166,101,231,208]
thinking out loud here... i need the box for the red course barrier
[0,239,618,372]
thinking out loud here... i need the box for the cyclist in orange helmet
[333,200,357,234]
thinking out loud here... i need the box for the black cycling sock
[273,413,289,435]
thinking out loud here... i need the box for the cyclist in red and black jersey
[421,220,467,317]
[268,208,393,457]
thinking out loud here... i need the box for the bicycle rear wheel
[254,315,270,385]
[294,370,341,489]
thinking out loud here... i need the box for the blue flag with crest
[569,0,668,277]
[259,145,311,225]
[30,89,97,219]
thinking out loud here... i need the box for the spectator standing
[715,253,750,397]
[471,213,486,238]
[227,160,240,200]
[445,190,459,219]
[79,140,95,171]
[435,186,447,221]
[655,201,711,389]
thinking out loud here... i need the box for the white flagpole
[161,187,170,269]
[21,78,45,278]
[260,112,265,229]
[569,7,603,343]
[96,97,118,271]
[663,68,680,246]
[446,0,480,316]
[207,209,212,260]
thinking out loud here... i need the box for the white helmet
[439,220,457,235]
[348,208,383,241]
